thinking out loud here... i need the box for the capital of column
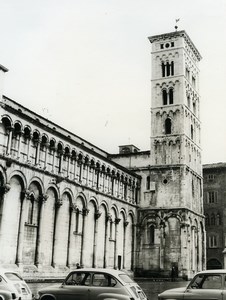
[95,210,102,220]
[82,207,89,216]
[56,198,63,207]
[106,213,112,222]
[0,183,11,195]
[70,203,77,212]
[39,194,48,203]
[124,221,129,227]
[115,217,121,225]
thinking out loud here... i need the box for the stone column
[104,214,111,268]
[51,198,63,267]
[73,156,78,181]
[114,217,121,269]
[6,126,13,156]
[93,210,102,267]
[16,131,22,160]
[66,154,71,178]
[35,139,41,166]
[80,208,89,267]
[34,194,48,267]
[51,147,56,173]
[44,142,49,170]
[123,221,129,269]
[86,162,90,187]
[26,136,31,163]
[15,190,29,266]
[67,203,77,268]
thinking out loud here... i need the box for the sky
[0,0,225,164]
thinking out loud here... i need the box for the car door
[88,272,125,300]
[57,271,90,300]
[183,274,223,300]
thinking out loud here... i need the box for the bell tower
[137,31,206,279]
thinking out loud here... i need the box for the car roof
[196,269,226,275]
[68,268,129,278]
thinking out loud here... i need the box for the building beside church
[203,163,226,270]
[0,29,205,280]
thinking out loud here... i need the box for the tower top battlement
[148,30,202,62]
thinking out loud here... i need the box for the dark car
[37,268,147,300]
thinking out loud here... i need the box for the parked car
[158,269,226,300]
[37,268,148,300]
[0,269,33,300]
[0,289,17,300]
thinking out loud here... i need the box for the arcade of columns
[0,98,140,277]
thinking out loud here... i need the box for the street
[28,279,188,300]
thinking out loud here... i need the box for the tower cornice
[148,30,202,61]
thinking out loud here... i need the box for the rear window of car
[92,273,117,287]
[4,273,23,281]
[119,274,134,283]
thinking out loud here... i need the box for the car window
[65,272,91,286]
[4,273,23,281]
[190,274,222,289]
[92,273,117,287]
[119,274,134,283]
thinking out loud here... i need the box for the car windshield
[119,274,134,283]
[4,273,23,281]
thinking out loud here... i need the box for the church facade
[0,30,205,280]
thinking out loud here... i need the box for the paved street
[28,279,188,300]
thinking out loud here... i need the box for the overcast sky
[0,0,225,164]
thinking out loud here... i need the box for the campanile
[137,30,206,279]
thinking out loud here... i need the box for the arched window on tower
[165,118,172,134]
[169,88,174,104]
[162,62,165,77]
[191,125,194,140]
[162,89,167,105]
[205,214,210,226]
[171,61,174,75]
[146,176,150,190]
[216,213,221,225]
[166,62,170,76]
[187,95,191,108]
[149,225,155,244]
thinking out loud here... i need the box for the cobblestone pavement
[28,279,188,300]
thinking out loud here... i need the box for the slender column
[6,126,13,156]
[123,221,129,269]
[80,208,89,267]
[58,151,63,175]
[78,159,84,183]
[67,203,77,267]
[15,190,29,266]
[111,176,115,196]
[16,131,22,160]
[93,210,102,267]
[44,142,49,170]
[91,166,95,187]
[96,167,100,190]
[51,147,56,173]
[26,136,31,163]
[73,156,78,180]
[51,198,63,267]
[102,172,105,193]
[35,139,41,166]
[131,223,137,271]
[191,225,196,272]
[104,214,111,268]
[35,194,48,266]
[114,217,121,269]
[86,162,90,186]
[66,154,71,178]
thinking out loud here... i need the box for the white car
[158,269,226,300]
[0,269,33,300]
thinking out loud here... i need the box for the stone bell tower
[137,30,206,279]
